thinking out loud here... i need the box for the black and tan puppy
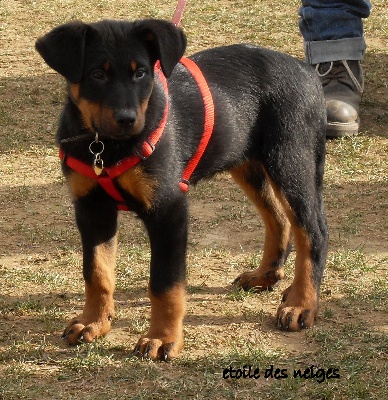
[35,19,328,360]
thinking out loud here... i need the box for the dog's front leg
[134,197,188,361]
[62,198,118,345]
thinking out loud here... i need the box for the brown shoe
[315,60,364,138]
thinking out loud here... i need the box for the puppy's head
[35,19,186,138]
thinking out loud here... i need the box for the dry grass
[0,1,387,399]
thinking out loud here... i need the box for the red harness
[59,57,215,211]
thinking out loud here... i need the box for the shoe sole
[326,118,359,138]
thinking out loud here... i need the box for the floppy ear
[133,19,187,77]
[35,21,88,83]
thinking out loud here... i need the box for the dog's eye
[134,68,146,80]
[91,70,106,81]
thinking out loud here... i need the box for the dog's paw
[133,335,183,361]
[233,268,284,292]
[276,285,318,331]
[61,313,113,345]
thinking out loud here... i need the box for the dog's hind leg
[272,186,328,330]
[262,146,328,331]
[230,161,292,291]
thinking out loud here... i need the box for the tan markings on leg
[64,237,117,344]
[230,162,291,290]
[265,175,318,330]
[134,282,186,360]
[66,171,98,200]
[276,227,318,330]
[116,166,157,210]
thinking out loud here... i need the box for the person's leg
[298,0,372,137]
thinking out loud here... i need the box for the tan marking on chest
[116,166,157,210]
[67,171,98,200]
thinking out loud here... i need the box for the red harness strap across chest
[59,57,215,211]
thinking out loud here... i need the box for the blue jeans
[298,0,372,64]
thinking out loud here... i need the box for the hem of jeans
[305,37,366,64]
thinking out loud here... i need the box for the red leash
[171,0,188,26]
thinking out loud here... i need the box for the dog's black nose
[114,109,137,128]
